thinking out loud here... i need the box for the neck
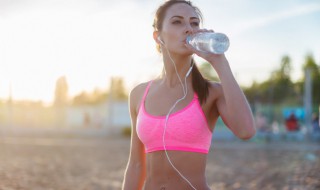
[161,53,193,87]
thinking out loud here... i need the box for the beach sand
[0,130,319,190]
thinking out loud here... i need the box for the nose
[185,24,193,35]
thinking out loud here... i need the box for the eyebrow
[170,16,199,20]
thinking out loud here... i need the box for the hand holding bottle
[185,29,230,67]
[186,30,229,54]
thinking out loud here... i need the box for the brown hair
[153,0,209,104]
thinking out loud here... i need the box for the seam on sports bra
[194,98,213,134]
[146,146,209,154]
[140,80,198,119]
[142,97,198,119]
[137,81,153,116]
[142,81,153,102]
[138,80,212,133]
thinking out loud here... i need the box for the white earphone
[158,34,196,190]
[157,36,164,45]
[158,35,192,77]
[186,65,193,77]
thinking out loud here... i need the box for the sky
[0,0,320,104]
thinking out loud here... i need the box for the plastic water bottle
[186,32,230,54]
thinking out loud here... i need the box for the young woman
[122,1,256,189]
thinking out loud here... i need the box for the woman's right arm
[122,85,146,190]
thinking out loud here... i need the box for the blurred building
[0,100,130,134]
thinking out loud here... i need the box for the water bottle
[186,32,230,54]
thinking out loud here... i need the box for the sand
[0,130,319,190]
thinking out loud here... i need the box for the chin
[169,46,193,56]
[182,49,194,56]
[176,46,192,55]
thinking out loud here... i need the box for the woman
[122,0,256,189]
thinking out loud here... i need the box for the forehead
[164,3,199,20]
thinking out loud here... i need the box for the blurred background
[0,0,319,189]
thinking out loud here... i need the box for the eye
[191,22,199,27]
[172,20,181,24]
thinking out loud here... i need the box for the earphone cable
[162,45,197,190]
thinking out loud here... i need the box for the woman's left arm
[209,54,256,139]
[185,32,256,139]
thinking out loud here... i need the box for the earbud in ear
[157,36,164,44]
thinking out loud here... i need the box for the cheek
[168,33,180,43]
[163,30,181,45]
[162,25,182,42]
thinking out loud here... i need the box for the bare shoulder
[129,81,150,112]
[207,81,223,101]
[130,82,148,99]
[199,81,223,110]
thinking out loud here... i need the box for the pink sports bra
[136,81,212,154]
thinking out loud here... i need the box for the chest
[144,86,195,117]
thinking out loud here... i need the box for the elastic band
[141,80,153,101]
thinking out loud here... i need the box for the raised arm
[210,54,256,139]
[122,85,146,190]
[185,34,256,139]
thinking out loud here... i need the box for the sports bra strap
[141,80,153,104]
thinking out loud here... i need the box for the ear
[153,31,161,44]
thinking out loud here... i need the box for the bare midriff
[143,151,211,190]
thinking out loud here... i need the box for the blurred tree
[244,80,268,103]
[110,77,128,101]
[302,53,320,109]
[244,55,297,104]
[70,78,129,105]
[273,56,292,80]
[72,91,90,105]
[269,55,296,104]
[54,76,68,106]
[72,89,108,105]
[198,62,219,81]
[92,88,108,103]
[54,76,68,127]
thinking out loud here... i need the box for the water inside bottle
[187,32,229,54]
[209,34,229,54]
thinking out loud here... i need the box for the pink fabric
[136,81,212,154]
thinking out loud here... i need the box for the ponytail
[191,59,209,105]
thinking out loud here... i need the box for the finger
[198,29,209,33]
[195,29,215,35]
[184,43,203,57]
[192,28,207,34]
[185,43,206,56]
